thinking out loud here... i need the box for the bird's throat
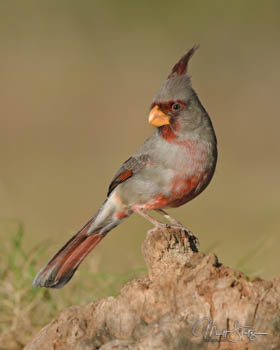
[160,123,180,143]
[160,123,199,149]
[160,125,176,141]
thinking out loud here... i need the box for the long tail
[32,217,105,288]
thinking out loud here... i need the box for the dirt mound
[25,227,280,350]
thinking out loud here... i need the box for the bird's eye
[171,103,181,111]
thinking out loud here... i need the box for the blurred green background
[0,0,280,347]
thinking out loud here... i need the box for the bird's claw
[182,228,199,252]
[158,224,199,253]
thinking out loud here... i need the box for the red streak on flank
[115,211,129,220]
[143,172,208,210]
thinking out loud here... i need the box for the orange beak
[148,105,170,127]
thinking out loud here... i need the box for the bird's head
[149,46,210,142]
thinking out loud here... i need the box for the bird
[33,46,217,289]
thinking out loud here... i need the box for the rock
[25,227,280,350]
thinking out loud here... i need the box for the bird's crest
[168,45,199,78]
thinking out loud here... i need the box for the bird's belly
[122,140,215,210]
[140,170,210,210]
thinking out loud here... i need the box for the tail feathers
[32,218,104,289]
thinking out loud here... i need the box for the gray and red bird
[33,46,217,289]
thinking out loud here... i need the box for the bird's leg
[155,209,183,226]
[133,206,181,248]
[133,207,198,252]
[155,209,199,249]
[133,207,168,229]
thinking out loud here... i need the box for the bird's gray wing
[107,154,150,197]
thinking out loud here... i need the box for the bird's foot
[156,223,199,253]
[133,207,199,252]
[171,225,199,249]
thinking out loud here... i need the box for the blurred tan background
[1,0,280,280]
